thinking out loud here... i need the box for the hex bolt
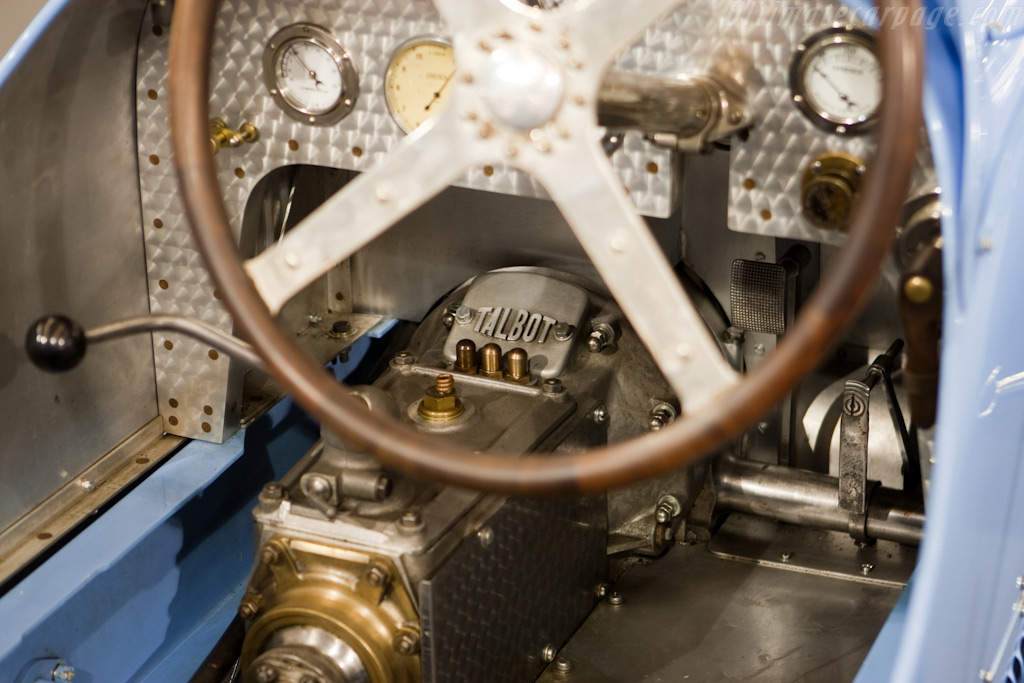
[366,564,389,587]
[238,594,260,619]
[262,482,283,499]
[455,305,474,325]
[331,320,351,334]
[587,323,614,353]
[552,322,574,342]
[400,510,423,530]
[542,644,557,663]
[543,378,565,395]
[260,544,281,565]
[393,629,421,655]
[591,405,609,425]
[861,563,875,575]
[255,664,278,683]
[555,656,574,673]
[394,351,415,365]
[608,591,624,606]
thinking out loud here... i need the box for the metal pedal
[730,259,787,335]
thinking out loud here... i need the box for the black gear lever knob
[25,315,87,372]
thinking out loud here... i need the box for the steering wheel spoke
[245,112,482,315]
[563,0,681,70]
[430,0,508,35]
[528,143,738,410]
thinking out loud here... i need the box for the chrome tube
[713,457,924,545]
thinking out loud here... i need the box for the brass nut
[418,387,464,420]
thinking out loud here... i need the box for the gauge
[789,26,881,135]
[263,24,359,126]
[384,38,456,134]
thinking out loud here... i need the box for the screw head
[477,526,494,547]
[608,591,624,605]
[780,551,793,562]
[592,406,609,425]
[542,644,557,662]
[655,506,672,524]
[861,563,875,575]
[79,479,95,491]
[555,656,573,672]
[307,313,323,324]
[753,344,766,356]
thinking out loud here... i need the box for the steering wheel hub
[480,43,565,130]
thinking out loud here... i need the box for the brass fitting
[418,373,465,421]
[454,339,478,374]
[210,117,260,156]
[480,343,503,379]
[504,348,531,384]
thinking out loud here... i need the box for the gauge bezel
[789,25,880,136]
[383,36,454,134]
[263,23,359,127]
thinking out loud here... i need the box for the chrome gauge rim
[263,23,360,126]
[789,25,881,136]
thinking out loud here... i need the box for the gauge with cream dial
[263,24,359,126]
[385,38,456,134]
[790,26,881,135]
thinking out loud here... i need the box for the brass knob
[454,339,478,374]
[210,118,259,156]
[801,153,865,232]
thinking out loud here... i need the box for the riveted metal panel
[419,495,607,683]
[134,0,682,441]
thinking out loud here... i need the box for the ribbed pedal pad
[730,259,787,335]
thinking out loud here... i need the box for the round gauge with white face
[263,24,359,126]
[385,38,456,134]
[790,27,881,135]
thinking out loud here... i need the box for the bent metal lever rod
[25,314,266,373]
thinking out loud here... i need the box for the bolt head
[655,508,672,524]
[608,591,624,605]
[255,664,278,683]
[394,351,415,365]
[79,479,95,491]
[595,582,610,598]
[393,629,420,655]
[262,482,283,499]
[478,526,494,547]
[542,378,565,395]
[780,551,793,562]
[366,565,389,587]
[592,406,609,424]
[455,305,474,324]
[331,320,351,334]
[400,510,423,529]
[555,656,573,672]
[552,322,574,341]
[753,344,766,356]
[542,644,557,662]
[861,563,875,575]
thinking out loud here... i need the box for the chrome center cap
[480,44,565,130]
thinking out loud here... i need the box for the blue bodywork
[3,0,1023,680]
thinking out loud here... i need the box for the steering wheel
[169,0,922,495]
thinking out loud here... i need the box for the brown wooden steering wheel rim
[169,0,923,495]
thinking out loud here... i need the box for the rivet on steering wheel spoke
[375,182,394,204]
[609,232,629,254]
[284,251,301,268]
[676,343,693,360]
